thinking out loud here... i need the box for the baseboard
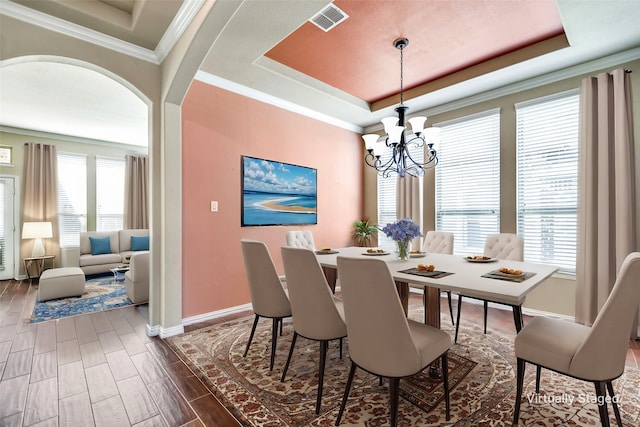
[146,323,185,338]
[181,302,253,327]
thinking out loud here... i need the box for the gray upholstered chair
[513,252,640,427]
[240,239,292,371]
[335,256,451,427]
[420,231,455,325]
[280,246,347,414]
[454,233,524,343]
[285,230,316,250]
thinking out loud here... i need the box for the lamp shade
[22,222,53,239]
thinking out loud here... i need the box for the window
[377,140,423,249]
[516,90,579,274]
[57,153,87,247]
[96,157,125,231]
[434,109,501,255]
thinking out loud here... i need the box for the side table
[23,255,56,279]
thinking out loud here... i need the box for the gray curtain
[575,68,636,335]
[124,155,149,229]
[397,175,422,248]
[22,142,60,267]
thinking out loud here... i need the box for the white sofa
[125,251,149,303]
[78,229,149,275]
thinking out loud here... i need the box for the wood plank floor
[1,278,638,426]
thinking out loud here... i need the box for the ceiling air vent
[309,4,349,32]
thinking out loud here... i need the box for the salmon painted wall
[181,80,364,318]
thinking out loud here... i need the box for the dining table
[314,246,559,332]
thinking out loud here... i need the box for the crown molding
[195,70,363,134]
[154,0,206,62]
[0,0,204,65]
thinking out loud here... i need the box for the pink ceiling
[266,0,565,104]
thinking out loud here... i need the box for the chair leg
[389,377,400,427]
[243,314,260,357]
[280,332,298,382]
[335,361,357,426]
[442,353,450,421]
[535,365,541,393]
[594,381,611,427]
[606,381,623,427]
[447,291,454,325]
[339,337,343,359]
[316,340,328,414]
[454,295,463,343]
[269,318,279,371]
[513,358,526,426]
[483,300,488,334]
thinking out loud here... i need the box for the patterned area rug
[31,275,133,323]
[167,309,640,426]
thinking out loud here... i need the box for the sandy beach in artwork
[258,198,316,214]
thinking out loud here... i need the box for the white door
[0,176,16,280]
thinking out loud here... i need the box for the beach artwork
[241,156,317,226]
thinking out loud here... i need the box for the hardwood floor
[1,279,638,426]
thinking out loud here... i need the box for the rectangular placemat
[481,270,536,283]
[399,268,454,279]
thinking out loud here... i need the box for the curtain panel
[397,175,422,248]
[575,68,636,336]
[124,154,149,229]
[21,142,60,267]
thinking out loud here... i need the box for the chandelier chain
[399,43,404,105]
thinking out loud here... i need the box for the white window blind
[0,180,5,269]
[516,90,579,274]
[57,153,87,247]
[377,140,423,249]
[434,109,501,255]
[96,157,125,231]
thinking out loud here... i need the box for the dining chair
[286,229,340,293]
[454,233,524,343]
[420,230,455,325]
[335,256,451,427]
[280,246,347,414]
[240,239,292,371]
[513,252,640,427]
[285,230,316,250]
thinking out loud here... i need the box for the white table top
[315,247,559,306]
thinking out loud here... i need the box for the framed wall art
[241,155,317,226]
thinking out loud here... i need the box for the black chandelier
[362,38,440,178]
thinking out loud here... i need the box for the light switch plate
[211,201,218,212]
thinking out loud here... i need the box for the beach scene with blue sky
[242,156,317,226]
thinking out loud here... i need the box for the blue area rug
[31,275,133,323]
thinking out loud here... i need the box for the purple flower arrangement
[381,218,423,242]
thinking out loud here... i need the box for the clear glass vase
[396,240,411,261]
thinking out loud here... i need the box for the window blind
[377,139,423,249]
[516,90,579,274]
[434,109,501,255]
[0,180,5,269]
[96,156,125,231]
[57,153,87,247]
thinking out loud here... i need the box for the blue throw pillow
[131,235,149,251]
[89,236,112,255]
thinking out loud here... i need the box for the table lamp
[22,221,53,257]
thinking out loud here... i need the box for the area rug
[31,275,133,323]
[167,309,640,426]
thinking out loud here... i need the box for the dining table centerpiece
[381,218,423,261]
